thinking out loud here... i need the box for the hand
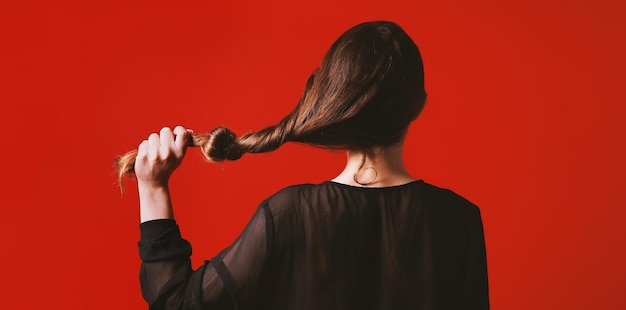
[134,126,191,188]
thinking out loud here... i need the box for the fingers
[159,126,190,158]
[160,127,175,144]
[141,126,190,160]
[173,126,190,151]
[147,133,160,160]
[136,140,149,165]
[137,139,148,154]
[134,126,189,184]
[159,127,175,157]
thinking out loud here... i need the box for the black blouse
[138,180,489,309]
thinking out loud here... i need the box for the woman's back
[262,181,489,309]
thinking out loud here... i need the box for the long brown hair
[116,21,426,185]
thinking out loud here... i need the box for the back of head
[290,21,427,149]
[229,21,427,157]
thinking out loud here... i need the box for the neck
[331,143,415,187]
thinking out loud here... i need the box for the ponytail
[115,120,296,189]
[116,21,426,189]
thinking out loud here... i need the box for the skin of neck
[331,142,416,187]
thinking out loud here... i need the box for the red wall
[1,0,624,308]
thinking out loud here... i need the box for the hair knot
[204,127,244,162]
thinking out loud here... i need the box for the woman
[117,21,489,309]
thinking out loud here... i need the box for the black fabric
[138,180,489,309]
[141,219,178,240]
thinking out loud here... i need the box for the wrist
[137,178,169,191]
[138,182,174,223]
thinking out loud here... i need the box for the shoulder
[420,181,481,215]
[266,183,316,201]
[258,183,318,214]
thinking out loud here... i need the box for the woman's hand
[134,126,191,222]
[135,126,191,188]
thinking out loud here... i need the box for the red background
[1,0,624,308]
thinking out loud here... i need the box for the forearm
[138,182,174,223]
[138,220,194,309]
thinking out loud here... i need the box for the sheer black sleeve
[465,206,490,309]
[138,202,274,310]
